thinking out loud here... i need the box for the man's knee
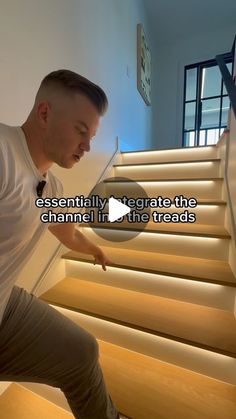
[82,331,99,366]
[65,326,99,368]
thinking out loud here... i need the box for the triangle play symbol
[108,197,130,222]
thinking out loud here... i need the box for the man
[0,70,128,419]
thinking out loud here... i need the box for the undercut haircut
[38,69,108,116]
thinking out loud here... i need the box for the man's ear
[37,101,51,127]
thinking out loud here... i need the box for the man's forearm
[51,224,112,271]
[68,228,98,256]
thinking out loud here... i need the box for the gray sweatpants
[0,286,119,419]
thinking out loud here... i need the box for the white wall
[151,25,236,150]
[0,0,153,293]
[0,0,153,155]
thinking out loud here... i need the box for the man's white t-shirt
[0,123,64,326]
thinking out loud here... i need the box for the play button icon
[85,176,151,242]
[108,197,131,222]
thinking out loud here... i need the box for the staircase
[9,145,236,419]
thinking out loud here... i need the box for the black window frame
[182,52,233,147]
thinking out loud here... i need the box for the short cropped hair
[38,69,108,116]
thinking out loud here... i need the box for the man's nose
[80,139,90,153]
[84,140,90,152]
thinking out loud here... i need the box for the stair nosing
[104,177,224,182]
[80,224,231,239]
[62,253,236,288]
[114,159,221,167]
[180,200,226,205]
[99,200,227,205]
[121,145,217,153]
[41,296,236,359]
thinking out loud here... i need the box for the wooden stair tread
[0,383,72,418]
[62,248,236,287]
[2,343,236,419]
[98,340,236,419]
[40,277,236,358]
[81,222,230,238]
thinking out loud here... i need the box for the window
[183,54,233,147]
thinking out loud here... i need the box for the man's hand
[49,223,113,271]
[92,246,113,271]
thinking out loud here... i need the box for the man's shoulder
[0,122,15,135]
[0,124,16,194]
[47,171,64,196]
[0,123,11,157]
[0,123,18,148]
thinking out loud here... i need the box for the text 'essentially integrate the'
[35,194,198,224]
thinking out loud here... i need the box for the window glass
[184,102,196,130]
[184,131,195,147]
[207,129,220,145]
[199,130,206,146]
[201,66,222,98]
[186,68,197,101]
[201,98,221,128]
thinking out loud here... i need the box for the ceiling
[144,0,236,44]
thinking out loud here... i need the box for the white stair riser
[82,227,229,260]
[114,161,220,180]
[87,220,226,235]
[151,205,225,224]
[52,304,236,386]
[121,147,218,165]
[65,260,235,312]
[105,180,222,200]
